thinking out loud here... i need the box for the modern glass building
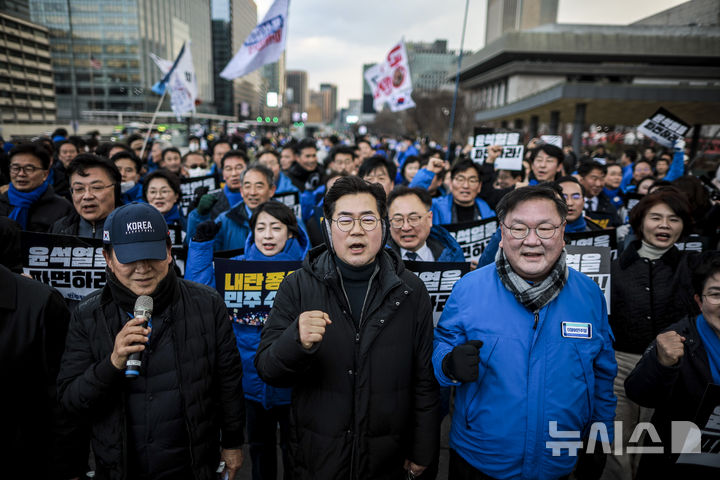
[29,0,214,122]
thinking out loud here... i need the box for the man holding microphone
[58,202,245,480]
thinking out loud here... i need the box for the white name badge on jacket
[561,322,592,339]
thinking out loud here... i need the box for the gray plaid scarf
[495,248,568,313]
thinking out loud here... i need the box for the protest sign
[540,135,562,148]
[273,191,302,219]
[471,128,524,170]
[214,259,301,325]
[21,232,106,301]
[565,245,611,313]
[180,174,218,216]
[637,107,690,148]
[442,217,498,262]
[565,228,618,259]
[675,234,711,253]
[168,224,187,276]
[404,261,470,326]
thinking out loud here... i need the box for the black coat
[624,316,715,479]
[0,185,74,232]
[255,246,439,480]
[57,277,245,480]
[610,241,698,354]
[0,265,81,478]
[585,191,621,228]
[50,211,105,239]
[285,162,324,192]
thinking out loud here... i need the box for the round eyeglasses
[502,222,564,240]
[331,215,380,232]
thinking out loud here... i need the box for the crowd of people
[1,125,720,480]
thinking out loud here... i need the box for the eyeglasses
[562,193,583,201]
[502,222,564,240]
[186,164,206,169]
[453,175,480,186]
[390,212,430,229]
[331,215,380,232]
[147,188,174,197]
[71,183,115,196]
[10,164,46,175]
[703,293,720,305]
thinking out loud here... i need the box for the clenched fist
[656,331,685,367]
[298,310,332,349]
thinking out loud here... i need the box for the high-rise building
[0,10,57,124]
[261,52,286,120]
[1,0,31,20]
[28,0,215,123]
[361,63,375,116]
[485,0,558,45]
[286,70,308,117]
[319,83,337,123]
[212,0,263,119]
[406,39,468,92]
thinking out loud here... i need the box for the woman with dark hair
[400,155,421,185]
[142,169,185,232]
[185,201,309,480]
[606,188,700,479]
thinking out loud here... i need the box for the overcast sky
[253,0,688,108]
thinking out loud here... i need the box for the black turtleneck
[335,256,377,327]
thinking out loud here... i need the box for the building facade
[0,10,57,124]
[28,0,214,123]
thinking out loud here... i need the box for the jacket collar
[619,239,681,269]
[225,201,251,227]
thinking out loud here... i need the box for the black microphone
[125,295,153,378]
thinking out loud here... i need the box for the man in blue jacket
[431,159,495,226]
[433,185,617,480]
[387,186,465,262]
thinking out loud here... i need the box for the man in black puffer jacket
[256,176,439,480]
[57,202,245,480]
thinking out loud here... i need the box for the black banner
[180,174,218,216]
[637,107,690,148]
[273,191,302,219]
[565,245,612,314]
[404,260,471,326]
[214,259,301,326]
[21,231,106,300]
[442,217,498,262]
[565,228,618,259]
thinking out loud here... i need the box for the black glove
[574,447,607,480]
[442,340,483,383]
[195,193,218,216]
[194,220,221,243]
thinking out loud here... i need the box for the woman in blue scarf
[188,201,309,480]
[625,252,720,479]
[142,169,186,233]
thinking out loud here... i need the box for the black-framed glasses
[390,212,430,229]
[70,183,115,196]
[502,222,564,240]
[702,293,720,305]
[10,164,45,175]
[331,215,380,232]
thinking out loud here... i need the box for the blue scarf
[8,182,48,229]
[224,184,244,208]
[164,204,183,226]
[565,215,587,233]
[696,314,720,384]
[603,187,624,208]
[243,234,308,262]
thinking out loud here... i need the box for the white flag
[363,41,414,112]
[150,42,198,120]
[220,0,290,80]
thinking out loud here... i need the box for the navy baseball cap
[103,202,169,264]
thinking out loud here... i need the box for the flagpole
[446,0,470,161]
[139,87,168,162]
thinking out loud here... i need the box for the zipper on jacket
[170,313,196,470]
[358,264,380,327]
[533,312,539,330]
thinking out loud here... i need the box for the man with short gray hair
[433,185,617,479]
